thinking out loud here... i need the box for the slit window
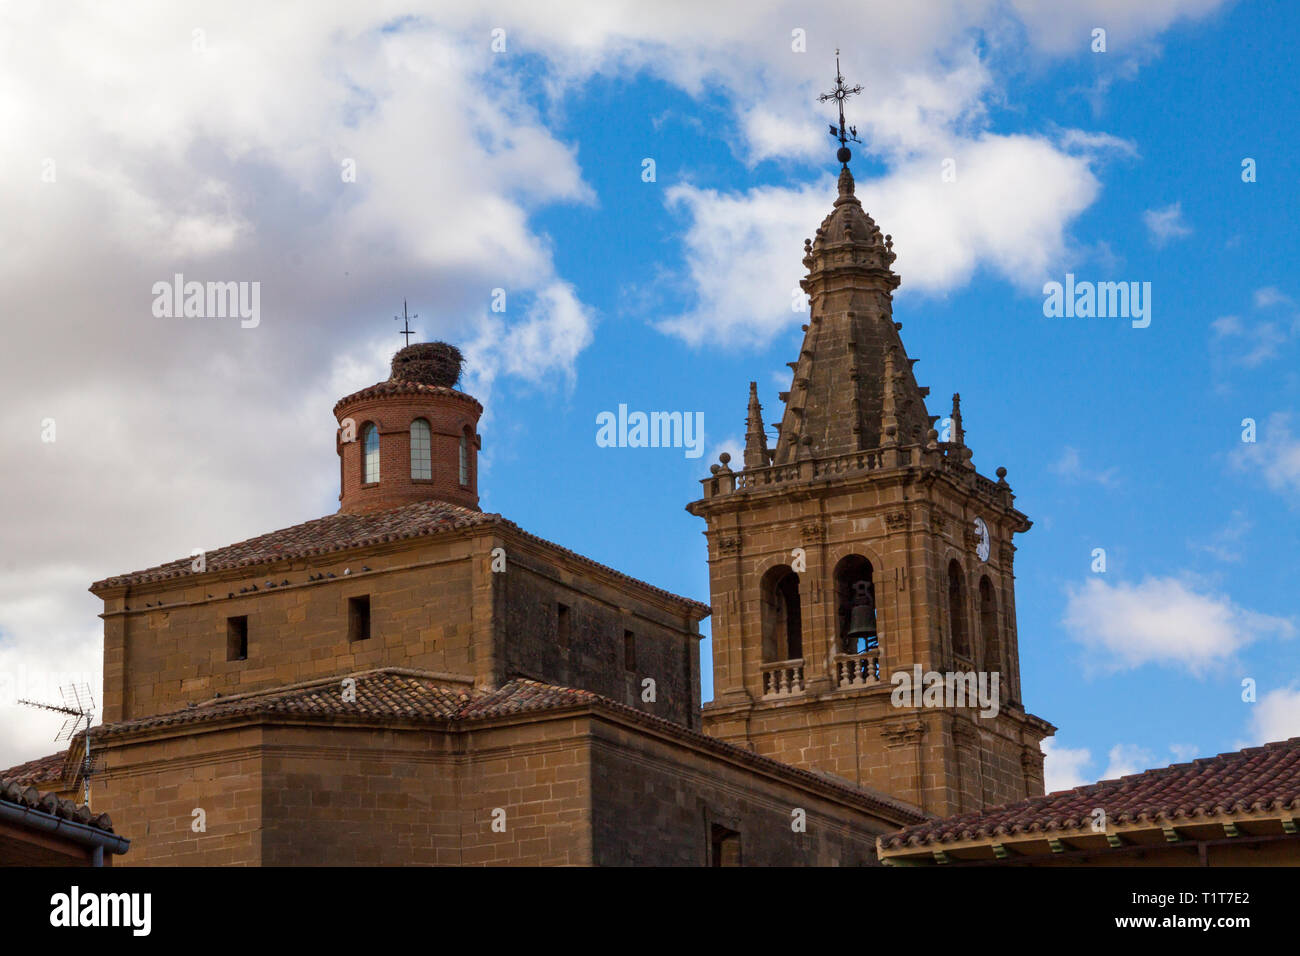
[349,595,371,643]
[226,616,248,661]
[557,603,570,649]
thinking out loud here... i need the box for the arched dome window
[362,423,380,484]
[410,419,431,479]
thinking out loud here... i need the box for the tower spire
[743,381,771,470]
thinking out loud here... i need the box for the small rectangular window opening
[227,616,248,661]
[710,824,741,867]
[349,595,371,642]
[557,603,570,649]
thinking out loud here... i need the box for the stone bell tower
[687,60,1053,817]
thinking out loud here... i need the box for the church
[4,81,1298,867]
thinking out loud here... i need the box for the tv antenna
[17,683,96,807]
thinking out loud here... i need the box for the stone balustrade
[760,660,805,698]
[834,651,881,689]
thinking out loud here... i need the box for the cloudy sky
[2,0,1297,792]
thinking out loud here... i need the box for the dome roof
[805,166,897,273]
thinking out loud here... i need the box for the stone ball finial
[996,466,1007,479]
[719,452,731,466]
[390,342,463,387]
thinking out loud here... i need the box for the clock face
[973,517,990,562]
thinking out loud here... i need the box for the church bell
[846,581,877,648]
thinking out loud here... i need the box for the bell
[846,581,877,650]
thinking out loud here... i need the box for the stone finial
[950,392,965,446]
[743,382,771,470]
[838,164,855,198]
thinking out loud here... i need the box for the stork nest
[390,342,463,388]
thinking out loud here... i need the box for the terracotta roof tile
[90,499,497,589]
[0,776,116,833]
[89,669,923,825]
[882,737,1300,850]
[333,380,482,415]
[87,500,709,615]
[0,749,68,786]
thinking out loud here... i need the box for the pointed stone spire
[771,165,930,464]
[743,381,770,470]
[950,393,965,446]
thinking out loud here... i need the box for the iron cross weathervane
[395,300,417,346]
[818,49,862,165]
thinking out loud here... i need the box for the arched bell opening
[835,555,878,655]
[760,565,803,663]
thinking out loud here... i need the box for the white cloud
[1062,576,1295,675]
[1102,743,1156,779]
[1041,737,1093,793]
[1008,0,1227,55]
[1254,286,1294,309]
[1232,412,1300,500]
[1169,743,1199,762]
[1057,128,1140,158]
[1049,446,1119,486]
[659,133,1104,348]
[1248,685,1300,744]
[1189,510,1251,563]
[1142,201,1193,246]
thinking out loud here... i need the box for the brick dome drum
[334,343,482,515]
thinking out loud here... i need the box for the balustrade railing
[760,660,805,698]
[834,651,881,689]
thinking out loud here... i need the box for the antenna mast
[17,684,96,807]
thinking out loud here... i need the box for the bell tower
[686,57,1053,816]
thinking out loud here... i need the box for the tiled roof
[0,749,68,786]
[88,499,709,615]
[0,776,116,833]
[882,737,1300,850]
[87,669,923,825]
[90,499,497,589]
[333,380,482,414]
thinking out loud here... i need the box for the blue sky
[1,0,1297,788]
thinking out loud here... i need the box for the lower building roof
[880,736,1300,860]
[0,775,117,835]
[11,668,926,828]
